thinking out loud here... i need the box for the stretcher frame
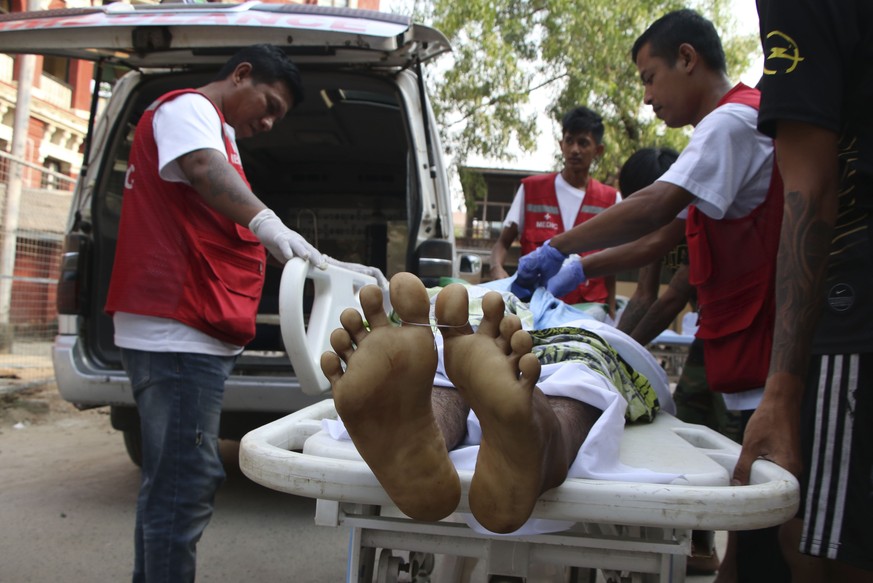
[647,331,696,384]
[239,260,800,582]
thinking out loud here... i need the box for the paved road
[0,383,349,583]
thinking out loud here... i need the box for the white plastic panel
[279,258,376,395]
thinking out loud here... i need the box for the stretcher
[239,260,800,583]
[647,331,695,383]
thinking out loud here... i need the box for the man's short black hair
[216,44,305,107]
[618,147,679,196]
[561,106,605,144]
[631,9,727,74]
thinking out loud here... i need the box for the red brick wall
[69,60,94,112]
[11,239,61,327]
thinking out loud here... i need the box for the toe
[476,291,506,339]
[359,284,389,329]
[509,328,533,355]
[435,283,473,337]
[329,327,356,363]
[517,353,541,390]
[497,315,523,353]
[320,351,345,385]
[339,307,368,346]
[390,273,432,326]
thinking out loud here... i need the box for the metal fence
[0,149,75,389]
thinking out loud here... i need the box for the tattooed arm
[177,148,267,226]
[733,121,839,484]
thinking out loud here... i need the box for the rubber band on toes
[397,318,470,329]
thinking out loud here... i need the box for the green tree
[414,0,758,192]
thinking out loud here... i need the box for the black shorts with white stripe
[799,352,873,571]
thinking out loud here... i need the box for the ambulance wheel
[122,428,143,467]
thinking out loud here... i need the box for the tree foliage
[413,0,758,192]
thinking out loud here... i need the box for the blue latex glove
[547,258,586,297]
[510,256,539,300]
[510,240,568,300]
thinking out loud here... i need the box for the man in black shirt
[735,2,873,581]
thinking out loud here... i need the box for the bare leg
[713,531,737,583]
[780,518,873,582]
[779,519,824,583]
[435,283,600,533]
[320,273,462,521]
[432,386,470,450]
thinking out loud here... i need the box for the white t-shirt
[155,92,239,183]
[503,173,622,232]
[113,92,244,356]
[661,101,775,410]
[661,102,774,220]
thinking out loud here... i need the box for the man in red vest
[104,45,329,583]
[488,106,620,313]
[515,10,789,582]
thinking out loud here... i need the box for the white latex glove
[248,209,327,269]
[323,256,389,289]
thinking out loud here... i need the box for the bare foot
[320,273,461,521]
[435,284,572,534]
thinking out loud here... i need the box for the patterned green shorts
[530,327,660,423]
[400,285,661,424]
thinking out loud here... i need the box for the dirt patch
[0,382,107,429]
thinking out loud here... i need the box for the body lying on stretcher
[320,272,680,536]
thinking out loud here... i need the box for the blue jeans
[122,349,236,583]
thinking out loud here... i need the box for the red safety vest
[686,83,784,393]
[105,89,267,346]
[520,173,617,304]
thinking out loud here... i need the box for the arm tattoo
[770,189,833,376]
[179,149,252,208]
[198,155,251,206]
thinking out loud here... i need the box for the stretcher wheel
[375,549,404,583]
[409,552,434,581]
